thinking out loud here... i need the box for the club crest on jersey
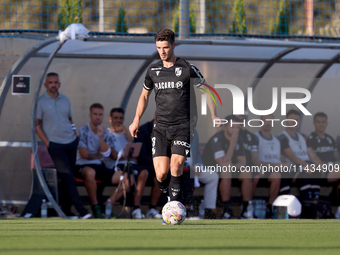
[176,81,183,89]
[175,67,182,77]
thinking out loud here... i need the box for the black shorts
[75,164,115,185]
[151,122,193,158]
[116,163,146,176]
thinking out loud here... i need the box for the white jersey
[103,128,134,169]
[282,130,310,163]
[76,124,112,165]
[255,132,281,163]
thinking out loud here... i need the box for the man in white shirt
[253,114,285,218]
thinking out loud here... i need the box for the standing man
[129,29,218,223]
[36,72,91,219]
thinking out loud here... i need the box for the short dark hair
[224,115,241,125]
[314,112,328,121]
[90,103,104,112]
[286,109,301,118]
[46,72,59,80]
[155,28,175,45]
[110,107,124,116]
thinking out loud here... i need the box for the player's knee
[139,170,149,181]
[82,167,95,180]
[156,172,167,182]
[269,174,281,186]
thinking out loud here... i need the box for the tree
[58,0,83,30]
[230,0,247,34]
[270,0,290,35]
[116,7,128,33]
[172,2,196,33]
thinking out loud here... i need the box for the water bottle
[253,200,259,218]
[105,199,112,219]
[247,201,254,219]
[41,199,47,218]
[198,199,205,218]
[259,200,266,219]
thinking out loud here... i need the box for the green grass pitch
[1,219,340,255]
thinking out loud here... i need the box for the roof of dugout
[1,36,340,214]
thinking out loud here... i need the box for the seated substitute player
[277,109,322,200]
[307,112,340,217]
[134,114,165,219]
[235,112,260,168]
[235,113,262,195]
[253,114,283,218]
[129,29,218,224]
[202,115,253,219]
[103,108,149,219]
[191,128,219,219]
[75,103,123,218]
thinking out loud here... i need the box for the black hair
[110,107,124,116]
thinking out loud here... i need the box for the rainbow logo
[199,84,222,107]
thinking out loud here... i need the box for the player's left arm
[307,147,323,165]
[199,83,219,123]
[190,63,220,126]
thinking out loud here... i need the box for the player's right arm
[35,118,50,148]
[129,88,152,138]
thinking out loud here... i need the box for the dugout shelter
[1,35,340,217]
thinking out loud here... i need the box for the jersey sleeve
[307,134,316,150]
[103,129,114,146]
[189,63,205,87]
[78,126,88,148]
[210,132,226,160]
[331,136,337,152]
[277,134,289,153]
[143,69,154,91]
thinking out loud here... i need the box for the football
[162,201,186,225]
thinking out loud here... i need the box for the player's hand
[230,128,239,144]
[213,116,221,127]
[120,125,129,135]
[129,119,139,138]
[97,125,104,137]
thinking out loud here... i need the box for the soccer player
[129,29,218,224]
[202,115,252,219]
[307,112,340,217]
[253,114,284,218]
[235,113,260,168]
[277,109,322,200]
